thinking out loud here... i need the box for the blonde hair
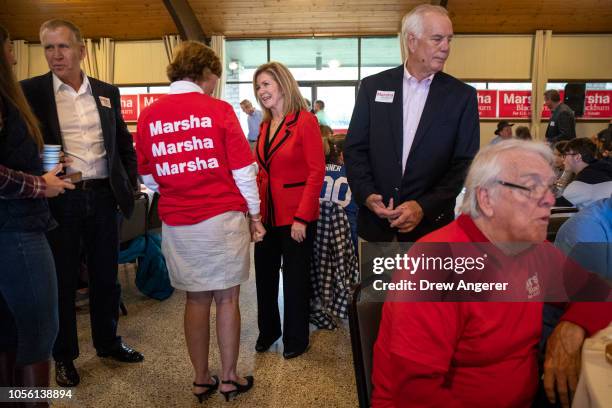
[253,61,307,122]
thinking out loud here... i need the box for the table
[573,324,612,408]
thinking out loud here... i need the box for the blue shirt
[316,110,330,127]
[554,197,612,279]
[247,110,263,141]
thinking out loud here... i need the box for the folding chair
[348,275,387,408]
[118,192,149,315]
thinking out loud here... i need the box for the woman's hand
[290,221,306,243]
[42,164,75,197]
[249,214,266,242]
[250,220,266,242]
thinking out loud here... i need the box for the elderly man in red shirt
[371,139,612,408]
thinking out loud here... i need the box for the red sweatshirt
[135,92,254,226]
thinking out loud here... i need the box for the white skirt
[161,211,250,292]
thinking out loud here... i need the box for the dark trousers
[254,223,315,351]
[47,184,121,362]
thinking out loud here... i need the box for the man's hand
[389,200,424,233]
[365,194,396,219]
[543,321,586,408]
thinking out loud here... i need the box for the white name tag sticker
[99,96,111,108]
[375,90,395,103]
[550,121,555,126]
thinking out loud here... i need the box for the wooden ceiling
[1,0,612,42]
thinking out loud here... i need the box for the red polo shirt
[371,215,542,408]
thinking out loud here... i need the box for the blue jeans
[0,231,58,366]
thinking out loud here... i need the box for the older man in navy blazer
[345,4,479,243]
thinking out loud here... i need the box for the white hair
[400,4,449,56]
[460,140,554,218]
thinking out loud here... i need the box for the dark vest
[0,99,55,232]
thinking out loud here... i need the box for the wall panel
[113,41,169,85]
[445,35,533,80]
[548,35,612,80]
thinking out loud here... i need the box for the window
[270,38,359,81]
[118,86,147,95]
[225,40,268,83]
[360,37,402,79]
[225,36,400,135]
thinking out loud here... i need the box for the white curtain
[210,35,226,99]
[81,38,98,79]
[95,38,114,83]
[12,40,29,80]
[163,34,182,64]
[530,30,553,140]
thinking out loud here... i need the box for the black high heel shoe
[220,376,254,401]
[193,375,219,403]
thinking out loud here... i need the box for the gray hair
[40,19,83,44]
[400,4,449,55]
[460,140,554,218]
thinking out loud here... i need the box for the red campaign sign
[583,90,612,118]
[498,90,531,118]
[541,90,564,119]
[120,95,138,121]
[477,90,497,118]
[138,94,165,113]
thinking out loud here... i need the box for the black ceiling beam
[162,0,208,44]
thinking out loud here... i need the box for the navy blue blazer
[345,65,479,242]
[21,72,138,217]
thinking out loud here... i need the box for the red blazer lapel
[264,111,300,166]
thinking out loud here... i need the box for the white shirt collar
[169,80,203,95]
[403,64,435,84]
[52,72,91,95]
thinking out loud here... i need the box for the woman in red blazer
[252,62,325,359]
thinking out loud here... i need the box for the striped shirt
[0,164,46,199]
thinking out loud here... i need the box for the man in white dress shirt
[21,19,143,388]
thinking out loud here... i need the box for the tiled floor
[52,253,358,407]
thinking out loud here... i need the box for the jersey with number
[320,163,358,246]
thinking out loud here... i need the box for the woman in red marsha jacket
[135,42,264,402]
[252,62,325,359]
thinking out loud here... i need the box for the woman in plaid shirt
[0,25,73,393]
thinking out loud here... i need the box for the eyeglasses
[496,180,557,200]
[563,152,579,158]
